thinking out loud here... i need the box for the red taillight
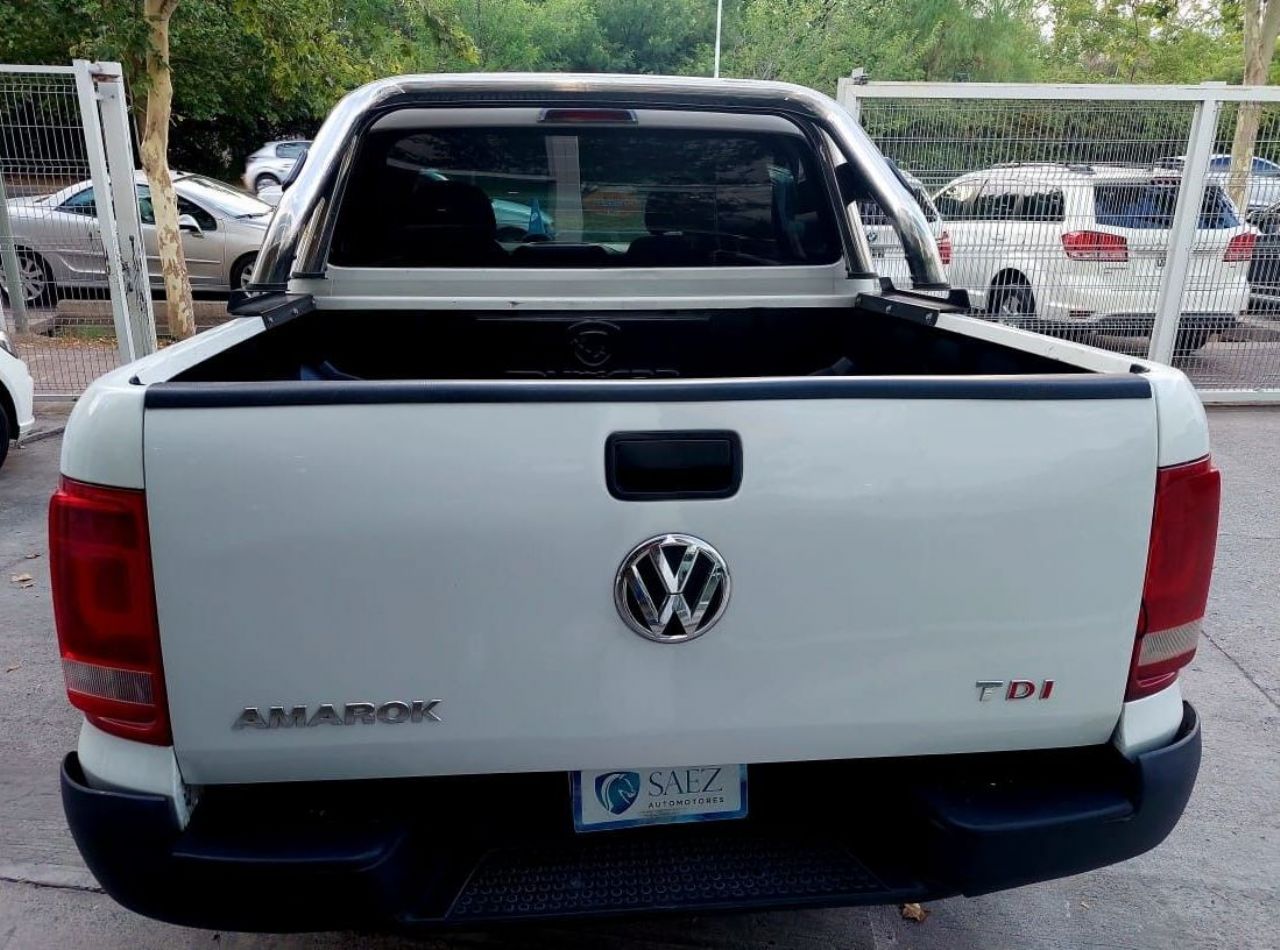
[1128,456,1221,701]
[937,230,952,266]
[1062,230,1129,262]
[1224,232,1256,263]
[49,477,169,744]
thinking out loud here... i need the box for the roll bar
[251,73,947,292]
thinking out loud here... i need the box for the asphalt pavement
[0,411,1276,949]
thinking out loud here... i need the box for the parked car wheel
[231,253,257,290]
[253,174,280,195]
[988,274,1036,326]
[0,250,56,308]
[0,397,10,471]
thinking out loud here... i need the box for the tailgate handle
[606,431,742,501]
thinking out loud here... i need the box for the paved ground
[0,411,1276,949]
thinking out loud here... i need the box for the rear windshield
[329,125,842,268]
[1093,182,1241,230]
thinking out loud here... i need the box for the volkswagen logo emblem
[614,534,730,642]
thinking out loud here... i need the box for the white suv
[934,163,1255,351]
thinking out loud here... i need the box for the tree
[140,0,195,338]
[1045,1,1240,84]
[1227,0,1280,206]
[728,0,1043,93]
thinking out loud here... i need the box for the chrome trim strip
[251,73,946,291]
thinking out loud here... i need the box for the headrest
[403,179,497,237]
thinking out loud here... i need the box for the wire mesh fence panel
[846,85,1280,397]
[1182,100,1280,391]
[0,68,123,397]
[856,98,1206,356]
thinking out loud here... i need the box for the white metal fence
[0,61,155,398]
[839,80,1280,402]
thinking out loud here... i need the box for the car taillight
[49,477,169,744]
[1224,232,1256,262]
[937,230,952,266]
[1062,230,1129,262]
[1128,456,1221,701]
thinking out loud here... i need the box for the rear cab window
[329,116,842,268]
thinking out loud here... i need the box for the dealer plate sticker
[571,765,747,832]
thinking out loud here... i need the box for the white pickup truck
[53,75,1217,932]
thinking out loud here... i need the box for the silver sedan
[243,140,309,195]
[0,172,272,307]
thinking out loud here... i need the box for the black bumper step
[449,830,890,920]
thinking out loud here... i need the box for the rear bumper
[1040,280,1249,324]
[62,703,1200,933]
[1050,311,1240,335]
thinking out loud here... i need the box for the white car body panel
[60,318,266,488]
[145,391,1157,785]
[1112,680,1185,759]
[77,721,188,810]
[0,342,35,440]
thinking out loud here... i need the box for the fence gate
[839,79,1280,403]
[0,60,155,399]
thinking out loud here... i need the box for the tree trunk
[1228,102,1262,211]
[139,0,194,339]
[1228,0,1280,210]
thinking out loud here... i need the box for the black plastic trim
[874,279,972,310]
[226,291,316,328]
[145,374,1150,409]
[605,430,743,500]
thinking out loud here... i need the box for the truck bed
[174,300,1086,384]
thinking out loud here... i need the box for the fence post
[72,59,136,363]
[837,74,863,123]
[1148,89,1222,365]
[0,171,30,333]
[92,62,157,357]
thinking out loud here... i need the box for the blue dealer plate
[571,764,748,832]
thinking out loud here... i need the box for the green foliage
[451,0,715,73]
[1045,0,1242,83]
[0,0,475,177]
[0,0,1257,179]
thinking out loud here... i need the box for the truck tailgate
[144,388,1157,785]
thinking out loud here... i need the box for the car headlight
[0,329,13,356]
